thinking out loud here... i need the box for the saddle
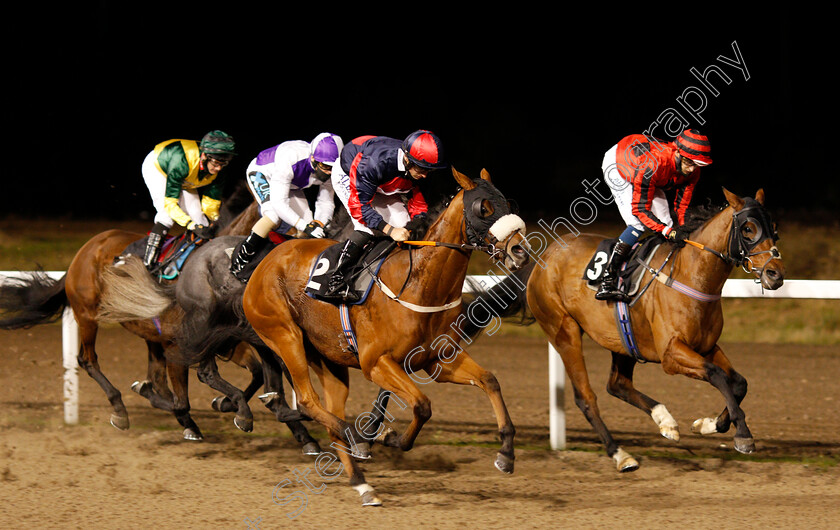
[582,235,663,299]
[121,233,203,279]
[305,239,394,305]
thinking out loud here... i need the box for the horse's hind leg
[549,315,638,472]
[167,360,203,441]
[312,357,381,507]
[607,351,680,442]
[424,350,516,474]
[74,318,130,430]
[689,344,750,443]
[255,346,321,456]
[196,356,254,433]
[211,343,264,413]
[662,339,754,454]
[131,341,176,412]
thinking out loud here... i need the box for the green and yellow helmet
[199,130,236,161]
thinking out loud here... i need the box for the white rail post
[548,343,566,450]
[61,306,79,424]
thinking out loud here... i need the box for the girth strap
[374,277,463,313]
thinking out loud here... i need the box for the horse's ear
[480,168,492,182]
[722,187,744,210]
[755,188,765,205]
[452,167,477,190]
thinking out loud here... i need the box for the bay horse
[0,191,276,440]
[242,167,530,506]
[463,188,784,472]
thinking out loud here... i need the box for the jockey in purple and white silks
[230,132,344,282]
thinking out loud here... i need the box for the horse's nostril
[512,245,525,256]
[766,268,778,279]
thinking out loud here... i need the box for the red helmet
[674,129,712,165]
[402,129,446,170]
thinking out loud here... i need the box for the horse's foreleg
[607,351,679,442]
[549,315,637,472]
[196,356,254,433]
[75,318,129,430]
[690,344,749,439]
[366,355,431,453]
[662,339,754,454]
[424,351,516,474]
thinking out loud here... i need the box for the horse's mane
[215,181,254,230]
[679,199,726,234]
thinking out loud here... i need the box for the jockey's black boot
[143,223,168,271]
[594,240,633,302]
[320,238,367,303]
[230,232,268,283]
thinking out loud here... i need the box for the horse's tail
[461,261,536,341]
[97,257,176,323]
[0,270,68,329]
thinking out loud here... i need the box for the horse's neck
[218,203,260,237]
[384,197,470,304]
[674,209,734,294]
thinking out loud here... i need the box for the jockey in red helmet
[595,129,712,302]
[319,129,447,303]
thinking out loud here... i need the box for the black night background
[7,4,833,227]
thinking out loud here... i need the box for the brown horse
[242,168,530,506]
[463,188,785,472]
[0,195,265,439]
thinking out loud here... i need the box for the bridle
[686,198,781,279]
[374,182,526,313]
[633,199,782,304]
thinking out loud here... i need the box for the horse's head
[452,168,530,270]
[722,188,785,290]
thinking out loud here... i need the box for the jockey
[319,129,447,303]
[141,130,236,270]
[595,128,712,302]
[229,133,344,282]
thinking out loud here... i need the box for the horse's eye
[482,200,494,218]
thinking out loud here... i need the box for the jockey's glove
[303,220,326,238]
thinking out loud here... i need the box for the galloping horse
[464,188,784,471]
[242,167,530,506]
[0,191,270,439]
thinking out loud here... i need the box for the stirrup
[595,282,629,302]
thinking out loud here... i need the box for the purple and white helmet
[309,132,344,167]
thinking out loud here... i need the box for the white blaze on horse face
[488,214,526,243]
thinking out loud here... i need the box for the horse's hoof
[130,380,150,395]
[734,436,755,454]
[353,442,372,460]
[494,452,515,474]
[361,491,382,507]
[613,448,639,473]
[301,442,321,456]
[110,413,130,431]
[691,417,719,435]
[660,425,680,442]
[234,415,253,433]
[375,427,399,448]
[183,428,203,441]
[211,396,233,413]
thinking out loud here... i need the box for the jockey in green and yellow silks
[140,130,236,269]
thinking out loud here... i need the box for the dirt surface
[1,326,838,529]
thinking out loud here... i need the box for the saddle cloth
[121,234,201,279]
[582,236,663,298]
[305,239,394,305]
